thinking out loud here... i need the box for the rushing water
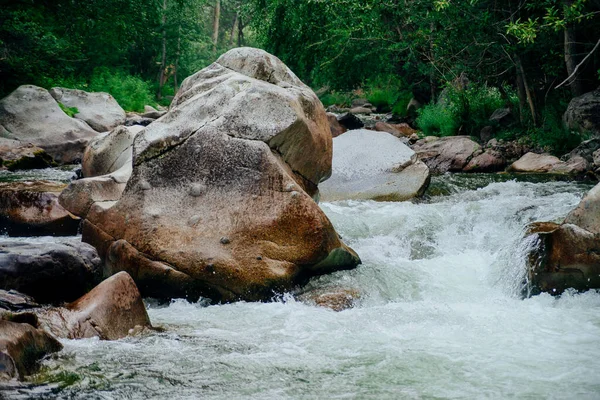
[3,174,600,399]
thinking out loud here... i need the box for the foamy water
[3,175,600,399]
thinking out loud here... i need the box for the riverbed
[2,172,599,399]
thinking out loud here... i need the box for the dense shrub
[86,68,154,112]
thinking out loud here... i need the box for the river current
[2,172,600,399]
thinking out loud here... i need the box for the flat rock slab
[319,129,430,201]
[0,238,101,303]
[0,181,80,236]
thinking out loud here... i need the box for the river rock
[507,152,586,174]
[563,87,600,136]
[349,106,372,115]
[0,320,62,381]
[562,138,600,165]
[0,181,80,236]
[374,122,417,138]
[463,149,506,172]
[327,113,347,138]
[49,87,126,132]
[319,129,430,201]
[35,272,151,340]
[59,125,143,218]
[79,47,360,302]
[0,85,99,163]
[298,287,360,311]
[0,143,53,171]
[0,238,101,303]
[0,290,39,312]
[412,136,482,173]
[337,112,364,130]
[526,182,600,295]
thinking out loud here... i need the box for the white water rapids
[3,174,600,399]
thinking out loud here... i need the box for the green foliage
[86,68,154,112]
[527,108,586,155]
[58,103,79,118]
[319,91,353,108]
[416,83,508,137]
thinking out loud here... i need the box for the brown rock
[0,320,62,381]
[564,183,600,234]
[508,152,585,174]
[0,181,80,236]
[349,106,372,115]
[77,48,360,302]
[35,272,151,340]
[374,122,417,138]
[412,136,482,173]
[300,288,360,311]
[463,149,506,172]
[327,113,347,138]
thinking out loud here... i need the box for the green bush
[319,91,353,108]
[364,75,407,112]
[58,102,78,118]
[86,68,153,112]
[527,109,586,155]
[416,103,459,136]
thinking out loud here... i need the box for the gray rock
[563,87,600,135]
[319,129,430,201]
[0,238,102,303]
[49,87,126,132]
[0,85,99,163]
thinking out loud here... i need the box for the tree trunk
[157,0,168,100]
[515,54,537,126]
[238,16,244,47]
[212,0,221,54]
[564,0,583,97]
[230,13,239,46]
[174,24,181,95]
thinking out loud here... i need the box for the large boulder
[0,320,62,381]
[526,183,600,295]
[412,136,482,173]
[0,85,99,163]
[0,181,80,236]
[76,47,360,302]
[35,272,151,340]
[563,87,600,136]
[507,152,587,175]
[0,238,102,303]
[59,125,143,218]
[319,129,430,201]
[49,87,126,132]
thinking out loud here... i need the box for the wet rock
[412,136,482,173]
[0,85,99,163]
[0,144,53,171]
[337,113,364,130]
[327,113,347,138]
[80,47,360,302]
[507,152,586,175]
[374,122,417,138]
[298,287,360,311]
[0,290,39,312]
[49,87,126,132]
[563,87,600,136]
[463,149,506,172]
[0,238,101,303]
[35,272,151,340]
[59,125,142,218]
[526,182,600,295]
[0,320,62,381]
[319,129,430,201]
[0,181,80,236]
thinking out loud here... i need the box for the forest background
[1,0,599,154]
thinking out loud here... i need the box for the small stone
[291,191,299,198]
[188,215,201,226]
[139,180,151,190]
[189,183,205,197]
[256,256,263,260]
[220,237,231,245]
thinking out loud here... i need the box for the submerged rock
[319,129,430,201]
[412,136,482,173]
[35,272,151,340]
[0,238,101,303]
[49,87,126,132]
[0,85,99,163]
[0,181,80,236]
[298,287,360,311]
[0,320,62,381]
[526,183,600,295]
[75,47,360,302]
